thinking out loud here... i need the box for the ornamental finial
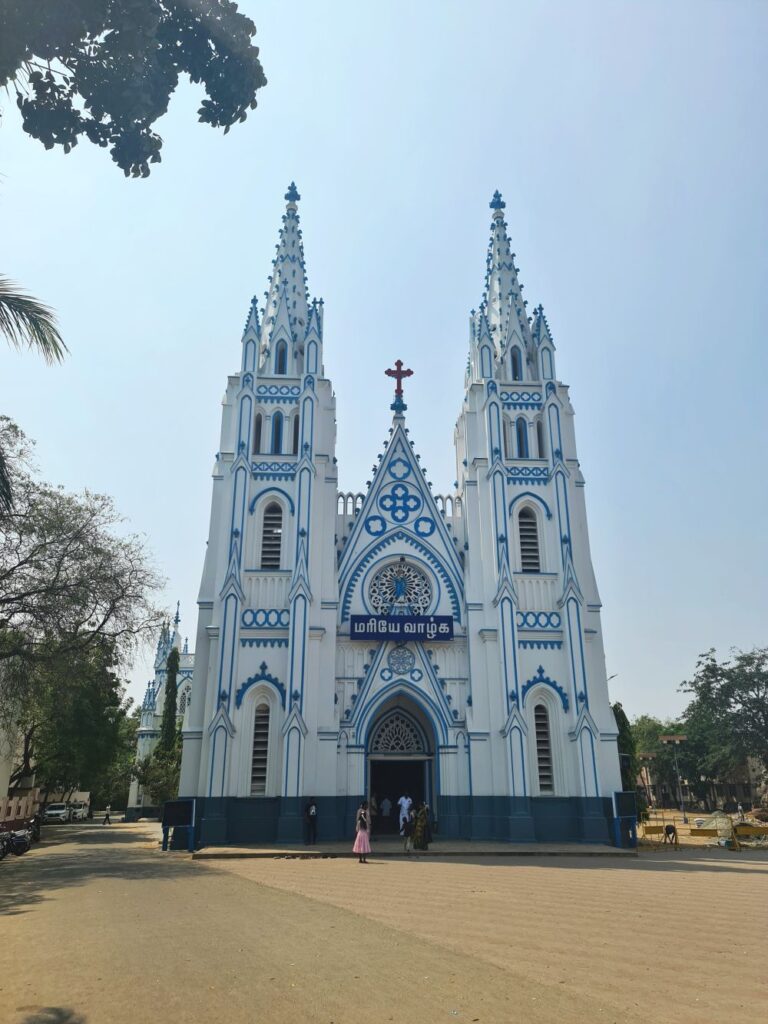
[285,181,301,203]
[174,600,180,627]
[490,190,506,210]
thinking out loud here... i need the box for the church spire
[260,182,310,362]
[480,191,531,354]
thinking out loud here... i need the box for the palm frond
[0,443,12,513]
[0,275,67,364]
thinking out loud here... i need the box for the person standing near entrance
[369,792,379,834]
[353,801,371,863]
[381,795,392,820]
[398,792,412,831]
[304,797,318,845]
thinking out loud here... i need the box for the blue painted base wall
[182,795,615,847]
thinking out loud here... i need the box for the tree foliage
[133,735,181,805]
[159,645,179,753]
[0,0,267,177]
[0,279,67,511]
[612,701,638,792]
[3,638,131,799]
[681,648,768,771]
[0,418,163,671]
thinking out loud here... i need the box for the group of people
[353,791,432,862]
[304,792,434,861]
[396,793,433,853]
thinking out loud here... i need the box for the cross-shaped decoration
[385,360,413,413]
[385,359,413,397]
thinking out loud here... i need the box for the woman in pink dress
[353,801,371,863]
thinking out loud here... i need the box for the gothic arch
[234,680,282,798]
[340,535,463,624]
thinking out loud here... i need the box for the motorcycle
[29,814,41,843]
[0,832,10,860]
[8,828,32,855]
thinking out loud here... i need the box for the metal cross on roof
[385,359,413,397]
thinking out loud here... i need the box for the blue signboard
[350,615,454,642]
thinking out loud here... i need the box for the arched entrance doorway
[367,699,435,835]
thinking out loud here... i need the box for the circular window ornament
[387,645,415,676]
[369,562,433,615]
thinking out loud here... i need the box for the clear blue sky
[1,1,766,719]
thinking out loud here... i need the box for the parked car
[69,802,89,821]
[43,803,71,823]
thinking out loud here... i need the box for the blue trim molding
[235,662,286,709]
[521,665,569,712]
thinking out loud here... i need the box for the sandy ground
[2,825,767,1024]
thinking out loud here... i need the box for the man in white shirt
[398,793,412,831]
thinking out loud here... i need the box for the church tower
[175,186,622,845]
[179,183,340,841]
[455,191,621,838]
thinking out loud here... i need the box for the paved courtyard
[1,823,766,1024]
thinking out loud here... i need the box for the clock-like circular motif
[369,562,433,615]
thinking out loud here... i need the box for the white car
[43,803,71,823]
[69,802,89,821]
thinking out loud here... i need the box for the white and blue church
[130,184,623,844]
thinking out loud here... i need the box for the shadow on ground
[17,1009,86,1024]
[0,824,201,918]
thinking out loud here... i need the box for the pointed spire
[174,601,180,627]
[479,190,531,352]
[260,182,310,359]
[242,295,261,338]
[531,304,554,347]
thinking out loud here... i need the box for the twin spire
[477,189,533,353]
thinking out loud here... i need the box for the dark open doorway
[370,759,428,835]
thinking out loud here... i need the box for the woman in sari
[353,800,371,863]
[412,802,431,851]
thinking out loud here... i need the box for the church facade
[163,184,622,844]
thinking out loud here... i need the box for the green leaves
[1,0,267,177]
[0,276,67,366]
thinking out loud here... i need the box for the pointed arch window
[518,507,540,573]
[534,703,554,793]
[516,417,529,458]
[504,418,513,460]
[274,341,287,375]
[260,502,283,569]
[536,418,546,459]
[271,412,283,454]
[511,346,523,381]
[292,415,300,455]
[250,703,270,795]
[253,413,263,454]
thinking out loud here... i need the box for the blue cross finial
[490,190,506,210]
[285,181,301,203]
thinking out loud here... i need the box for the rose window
[369,562,432,615]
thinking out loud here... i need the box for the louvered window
[534,704,554,793]
[253,414,262,454]
[260,503,283,569]
[250,704,270,795]
[519,508,540,573]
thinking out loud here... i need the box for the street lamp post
[660,735,688,824]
